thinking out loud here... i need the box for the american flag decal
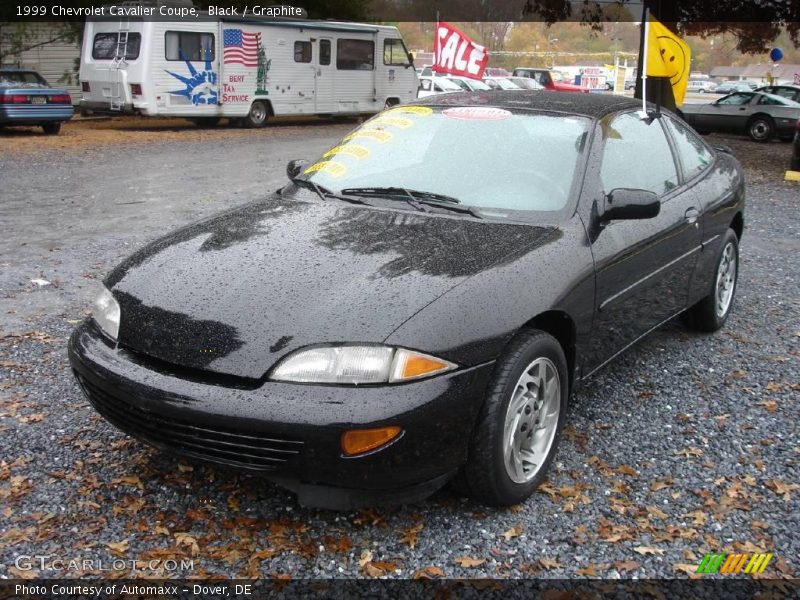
[224,29,260,66]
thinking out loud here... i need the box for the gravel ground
[0,124,798,580]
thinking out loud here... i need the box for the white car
[687,80,718,93]
[483,77,524,91]
[417,76,463,98]
[445,76,492,92]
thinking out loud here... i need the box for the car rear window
[0,71,48,86]
[92,32,142,60]
[302,106,590,216]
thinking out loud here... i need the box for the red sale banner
[433,22,488,80]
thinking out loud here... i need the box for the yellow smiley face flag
[646,16,691,106]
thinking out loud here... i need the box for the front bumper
[68,320,494,508]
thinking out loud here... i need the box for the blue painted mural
[166,46,218,106]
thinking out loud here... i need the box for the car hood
[106,194,555,380]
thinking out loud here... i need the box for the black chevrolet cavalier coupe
[69,92,745,509]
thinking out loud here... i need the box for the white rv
[79,8,418,126]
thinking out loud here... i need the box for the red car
[512,67,589,93]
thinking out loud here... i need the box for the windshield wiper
[290,179,370,206]
[341,187,482,218]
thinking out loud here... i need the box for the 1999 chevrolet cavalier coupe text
[69,92,745,509]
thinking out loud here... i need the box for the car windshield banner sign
[433,21,488,80]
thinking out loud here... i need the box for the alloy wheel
[715,242,737,318]
[502,357,561,484]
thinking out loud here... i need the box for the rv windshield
[299,106,588,216]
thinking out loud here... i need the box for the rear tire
[245,101,269,128]
[747,115,774,142]
[460,329,568,506]
[684,228,739,332]
[41,123,61,135]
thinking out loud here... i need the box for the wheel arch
[519,310,577,391]
[730,211,744,240]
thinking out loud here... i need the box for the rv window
[337,39,374,71]
[383,39,410,66]
[92,32,142,60]
[294,41,312,63]
[319,40,331,66]
[165,32,215,62]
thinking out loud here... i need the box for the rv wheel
[245,101,269,128]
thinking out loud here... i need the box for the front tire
[41,123,61,135]
[460,330,568,506]
[747,115,774,142]
[684,228,739,332]
[245,101,269,128]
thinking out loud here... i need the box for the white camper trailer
[79,10,418,126]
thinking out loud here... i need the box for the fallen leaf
[673,563,701,577]
[502,523,524,541]
[576,564,598,576]
[676,447,704,458]
[684,510,708,527]
[765,479,800,501]
[615,464,638,477]
[650,476,674,491]
[647,506,669,519]
[538,558,562,570]
[106,540,129,556]
[413,566,445,579]
[454,556,486,568]
[174,532,199,557]
[614,560,639,573]
[757,400,778,413]
[633,546,664,556]
[765,382,783,392]
[400,523,423,549]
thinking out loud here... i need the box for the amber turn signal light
[341,426,402,456]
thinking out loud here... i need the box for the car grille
[76,373,303,471]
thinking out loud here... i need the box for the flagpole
[433,12,440,75]
[641,6,649,115]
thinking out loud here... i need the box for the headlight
[270,345,457,385]
[92,287,120,341]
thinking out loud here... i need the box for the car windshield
[429,77,462,91]
[494,78,522,90]
[299,106,589,217]
[0,71,48,87]
[463,78,491,90]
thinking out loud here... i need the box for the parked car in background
[680,91,800,142]
[715,81,757,95]
[70,92,746,509]
[687,80,718,93]
[506,76,544,91]
[624,78,636,91]
[417,76,463,98]
[0,67,73,135]
[445,76,492,92]
[512,67,588,93]
[484,67,510,77]
[483,77,523,91]
[792,119,800,170]
[755,84,800,103]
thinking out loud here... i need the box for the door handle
[684,207,699,225]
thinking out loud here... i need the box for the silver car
[680,91,800,142]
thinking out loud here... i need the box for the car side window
[717,92,753,105]
[757,94,783,105]
[600,112,679,197]
[664,118,713,182]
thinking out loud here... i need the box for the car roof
[415,90,644,119]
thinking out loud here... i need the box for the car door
[583,111,703,373]
[703,92,755,132]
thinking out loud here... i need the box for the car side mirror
[602,188,660,222]
[286,159,308,181]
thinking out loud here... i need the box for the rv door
[290,36,315,113]
[314,37,335,113]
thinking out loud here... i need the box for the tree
[0,22,83,65]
